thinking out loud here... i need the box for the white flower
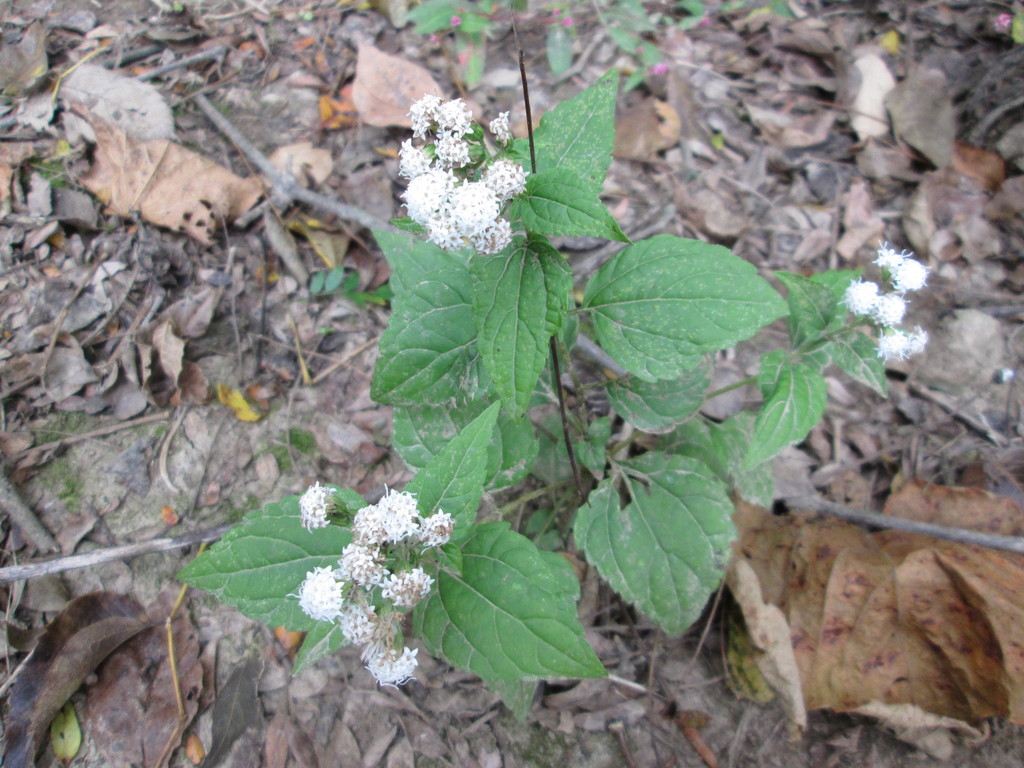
[449,182,500,237]
[426,211,466,251]
[339,603,378,646]
[890,257,928,293]
[469,218,513,255]
[906,326,928,355]
[482,159,528,201]
[295,566,344,622]
[403,169,453,225]
[874,243,906,271]
[410,94,442,139]
[877,330,911,361]
[299,481,333,531]
[843,279,879,315]
[377,488,422,543]
[398,139,432,179]
[365,646,419,687]
[436,98,473,138]
[382,567,435,608]
[490,111,512,145]
[352,503,389,546]
[419,511,454,548]
[872,294,907,327]
[435,133,471,169]
[338,543,389,587]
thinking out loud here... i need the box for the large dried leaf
[77,117,262,244]
[62,64,174,141]
[4,592,149,768]
[734,484,1024,726]
[351,43,442,128]
[85,592,203,768]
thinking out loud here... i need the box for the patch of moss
[287,428,317,455]
[223,495,262,524]
[264,445,293,473]
[43,455,84,511]
[33,412,94,444]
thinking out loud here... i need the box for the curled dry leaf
[848,52,895,141]
[885,68,956,168]
[4,592,149,768]
[77,116,262,245]
[351,43,443,128]
[733,482,1024,732]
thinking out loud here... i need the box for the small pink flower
[696,14,711,28]
[649,62,669,76]
[562,16,574,28]
[451,15,462,27]
[995,13,1013,32]
[551,8,561,16]
[429,34,439,44]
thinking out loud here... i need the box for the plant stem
[703,375,755,401]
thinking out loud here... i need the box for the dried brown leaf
[735,485,1024,728]
[886,68,956,168]
[351,43,442,128]
[85,592,203,768]
[77,117,262,245]
[4,592,149,768]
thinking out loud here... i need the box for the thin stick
[0,460,58,552]
[511,18,537,174]
[786,494,1024,555]
[16,410,170,460]
[0,524,230,583]
[192,94,393,234]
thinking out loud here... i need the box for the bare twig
[786,494,1024,555]
[0,524,230,583]
[17,410,170,461]
[0,460,58,552]
[137,45,227,81]
[192,94,393,234]
[907,381,1008,446]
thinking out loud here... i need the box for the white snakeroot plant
[182,71,933,714]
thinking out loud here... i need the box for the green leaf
[828,329,887,395]
[293,621,346,675]
[574,452,735,635]
[415,522,605,681]
[407,0,462,33]
[534,69,617,185]
[178,496,352,630]
[583,235,788,381]
[485,678,537,720]
[471,240,550,415]
[608,358,712,433]
[393,401,537,491]
[510,168,628,242]
[578,416,611,476]
[661,412,774,508]
[371,267,486,405]
[745,351,827,467]
[775,271,840,348]
[373,228,469,295]
[407,403,500,540]
[546,25,573,76]
[533,235,573,338]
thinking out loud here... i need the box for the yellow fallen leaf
[50,701,82,764]
[880,29,900,55]
[216,383,262,422]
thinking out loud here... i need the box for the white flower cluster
[293,484,454,687]
[400,95,527,255]
[842,243,929,362]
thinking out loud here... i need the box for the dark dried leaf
[204,653,264,766]
[4,592,149,768]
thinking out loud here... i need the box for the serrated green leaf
[574,452,735,635]
[746,351,827,467]
[293,621,346,675]
[578,416,611,475]
[608,358,712,433]
[371,267,486,405]
[775,270,840,348]
[373,228,469,295]
[178,496,351,630]
[415,521,605,680]
[510,168,628,242]
[393,401,538,491]
[407,0,462,33]
[407,403,500,540]
[662,412,774,507]
[532,235,573,338]
[534,68,617,185]
[471,241,550,415]
[828,329,887,395]
[485,678,537,720]
[583,235,788,381]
